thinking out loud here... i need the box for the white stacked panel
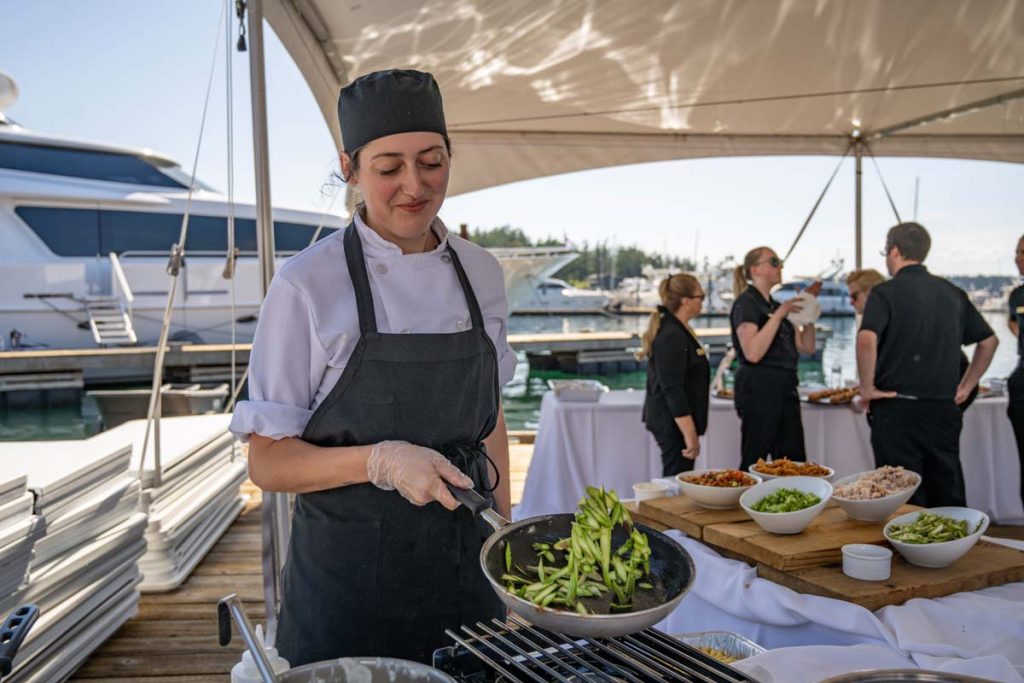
[0,440,146,683]
[89,415,247,592]
[0,476,40,603]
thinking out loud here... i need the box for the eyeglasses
[756,256,783,268]
[685,294,706,300]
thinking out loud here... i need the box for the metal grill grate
[435,615,757,683]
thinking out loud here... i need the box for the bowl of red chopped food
[676,469,762,509]
[832,466,922,521]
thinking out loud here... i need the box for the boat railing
[109,252,135,320]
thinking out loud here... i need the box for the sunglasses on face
[685,294,706,300]
[879,246,891,257]
[756,256,783,268]
[849,291,863,302]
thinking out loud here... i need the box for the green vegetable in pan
[501,486,652,614]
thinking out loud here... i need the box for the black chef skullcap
[337,69,447,154]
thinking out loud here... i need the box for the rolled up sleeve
[229,275,317,442]
[653,334,691,418]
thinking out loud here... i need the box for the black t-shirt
[1009,284,1024,359]
[860,264,994,400]
[729,287,798,371]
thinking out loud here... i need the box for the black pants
[869,398,964,507]
[734,365,806,471]
[650,428,697,477]
[1007,367,1024,509]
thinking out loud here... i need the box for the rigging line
[447,75,1024,129]
[307,181,343,248]
[865,142,903,223]
[139,0,228,484]
[783,143,852,262]
[225,1,238,404]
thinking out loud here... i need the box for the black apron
[275,223,503,666]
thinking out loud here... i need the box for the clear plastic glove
[367,440,473,510]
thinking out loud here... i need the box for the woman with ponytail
[640,274,711,476]
[729,247,818,469]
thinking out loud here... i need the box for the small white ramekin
[632,481,670,501]
[841,543,892,581]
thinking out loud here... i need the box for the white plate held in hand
[785,292,822,326]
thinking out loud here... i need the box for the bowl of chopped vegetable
[832,466,921,521]
[677,469,762,509]
[883,507,989,568]
[739,476,833,534]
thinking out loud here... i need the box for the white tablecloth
[658,531,1024,682]
[514,391,1024,524]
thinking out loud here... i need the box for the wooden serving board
[637,494,751,539]
[702,504,920,571]
[757,541,1024,611]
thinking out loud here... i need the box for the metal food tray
[547,379,609,402]
[672,630,766,663]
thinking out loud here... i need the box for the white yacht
[513,277,610,315]
[0,92,573,349]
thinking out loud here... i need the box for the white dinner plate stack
[0,439,147,683]
[86,414,247,592]
[0,475,42,603]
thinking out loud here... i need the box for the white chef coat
[229,212,517,442]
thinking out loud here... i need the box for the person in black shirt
[1006,235,1024,510]
[729,247,818,470]
[641,274,711,476]
[857,222,998,508]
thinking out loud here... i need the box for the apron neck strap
[445,242,486,331]
[343,222,378,336]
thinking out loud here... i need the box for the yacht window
[15,206,100,256]
[16,205,335,256]
[0,141,187,188]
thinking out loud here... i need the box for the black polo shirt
[860,264,993,400]
[1009,284,1024,359]
[729,287,799,371]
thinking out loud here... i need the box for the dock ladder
[85,297,138,346]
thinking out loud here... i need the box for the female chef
[729,247,817,469]
[230,70,516,666]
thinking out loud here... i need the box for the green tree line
[468,225,696,285]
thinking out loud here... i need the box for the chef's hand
[367,441,473,510]
[776,298,803,318]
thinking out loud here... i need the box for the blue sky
[3,0,1022,276]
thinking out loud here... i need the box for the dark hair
[341,136,453,183]
[886,222,931,262]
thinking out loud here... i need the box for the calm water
[1,312,1017,438]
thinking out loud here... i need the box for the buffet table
[660,531,1024,682]
[514,391,1024,524]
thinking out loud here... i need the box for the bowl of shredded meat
[832,466,922,521]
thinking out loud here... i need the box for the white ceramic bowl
[883,506,989,568]
[749,462,835,483]
[841,543,892,581]
[831,469,922,522]
[739,476,833,534]
[676,469,762,509]
[632,481,670,501]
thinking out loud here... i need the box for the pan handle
[0,604,39,677]
[446,484,511,531]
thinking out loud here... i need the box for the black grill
[433,615,757,683]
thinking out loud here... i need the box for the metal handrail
[109,252,135,305]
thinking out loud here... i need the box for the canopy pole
[854,141,863,270]
[245,0,288,647]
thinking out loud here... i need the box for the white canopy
[265,0,1024,196]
